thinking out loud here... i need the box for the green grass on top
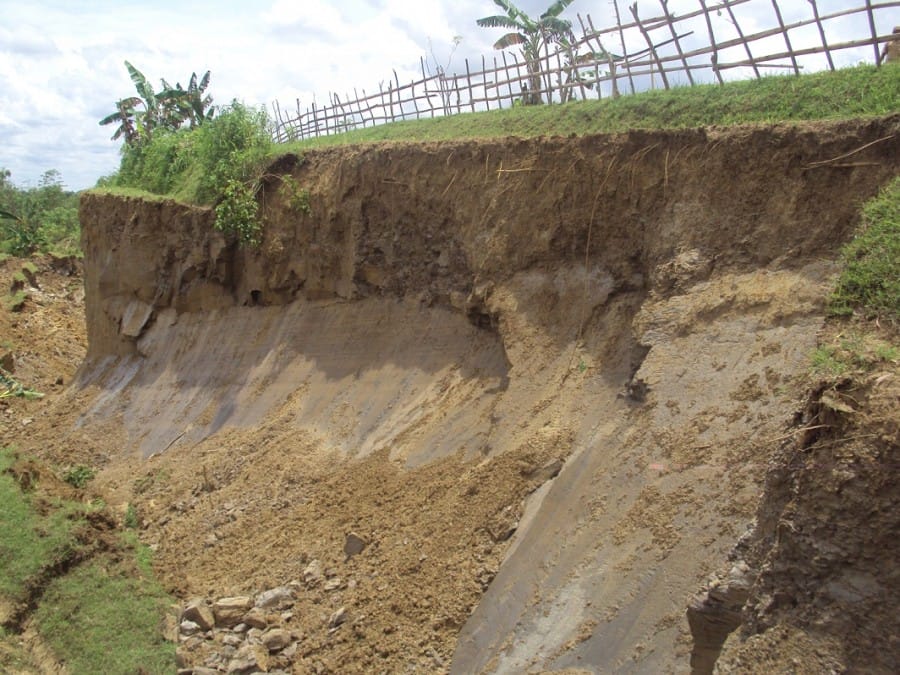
[283,63,899,151]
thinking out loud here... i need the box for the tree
[100,62,216,146]
[0,169,79,257]
[477,0,577,104]
[159,70,215,129]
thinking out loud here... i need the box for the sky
[0,0,896,191]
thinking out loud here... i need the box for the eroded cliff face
[65,117,899,673]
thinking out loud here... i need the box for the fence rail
[272,0,900,143]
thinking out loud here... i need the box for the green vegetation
[478,0,580,104]
[0,368,43,399]
[0,447,174,674]
[35,562,174,674]
[811,333,898,376]
[99,61,214,146]
[280,175,312,214]
[829,177,900,322]
[107,101,274,244]
[286,63,899,149]
[0,449,82,602]
[62,465,96,489]
[124,503,139,529]
[0,169,80,257]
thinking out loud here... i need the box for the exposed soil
[1,116,898,673]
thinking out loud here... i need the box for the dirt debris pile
[4,116,899,673]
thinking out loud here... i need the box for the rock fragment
[303,559,324,586]
[344,532,367,559]
[255,585,294,609]
[182,599,215,632]
[261,628,293,652]
[213,596,253,628]
[328,607,348,628]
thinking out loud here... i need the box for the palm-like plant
[477,0,576,104]
[99,96,143,144]
[100,62,215,146]
[160,71,215,129]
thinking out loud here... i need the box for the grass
[829,177,900,322]
[0,449,81,603]
[283,63,900,151]
[35,562,175,674]
[0,448,174,674]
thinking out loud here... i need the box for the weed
[280,175,312,214]
[1,291,27,313]
[811,333,900,377]
[810,345,848,376]
[62,465,96,489]
[124,503,139,529]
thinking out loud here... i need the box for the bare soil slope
[4,116,899,673]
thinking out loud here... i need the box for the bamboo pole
[864,0,881,65]
[659,0,694,85]
[610,1,636,94]
[630,2,669,89]
[770,0,801,75]
[724,0,760,78]
[807,0,835,71]
[699,0,724,83]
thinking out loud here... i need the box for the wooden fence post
[807,0,835,71]
[864,0,881,65]
[699,0,724,84]
[611,0,636,94]
[725,0,761,78]
[659,0,694,85]
[630,2,670,89]
[770,0,801,75]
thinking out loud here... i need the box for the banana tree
[477,0,577,104]
[160,70,215,129]
[99,96,143,144]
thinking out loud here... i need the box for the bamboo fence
[272,0,900,142]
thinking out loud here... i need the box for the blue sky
[0,0,895,191]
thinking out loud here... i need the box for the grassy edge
[0,448,175,674]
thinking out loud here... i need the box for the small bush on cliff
[829,177,900,322]
[111,101,273,245]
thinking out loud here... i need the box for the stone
[261,628,293,652]
[179,620,202,636]
[120,299,154,338]
[528,457,564,483]
[0,352,14,373]
[255,585,294,609]
[324,578,342,591]
[222,632,243,647]
[328,607,348,628]
[303,559,324,586]
[227,644,268,674]
[213,596,253,628]
[182,599,215,632]
[344,532,367,559]
[242,607,268,630]
[193,668,220,675]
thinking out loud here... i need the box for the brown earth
[1,116,898,673]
